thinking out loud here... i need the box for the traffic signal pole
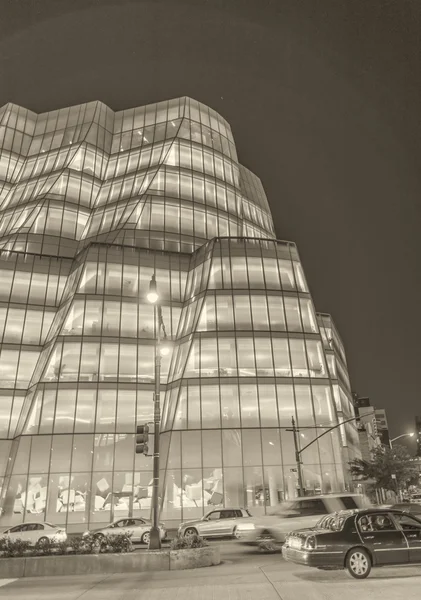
[148,304,162,550]
[288,414,361,498]
[290,417,305,497]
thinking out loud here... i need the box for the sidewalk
[2,554,421,600]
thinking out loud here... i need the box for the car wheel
[36,536,50,546]
[184,527,198,538]
[346,548,372,579]
[141,531,150,545]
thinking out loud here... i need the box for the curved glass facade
[0,97,356,530]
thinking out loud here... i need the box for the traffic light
[136,424,149,455]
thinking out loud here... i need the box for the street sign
[391,474,397,479]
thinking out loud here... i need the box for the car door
[218,510,237,535]
[126,519,146,542]
[7,524,25,541]
[357,513,409,565]
[392,513,421,563]
[200,511,222,536]
[20,523,38,544]
[111,519,129,537]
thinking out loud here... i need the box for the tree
[349,444,419,492]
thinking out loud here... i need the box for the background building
[317,314,361,478]
[353,395,382,462]
[415,416,421,457]
[374,408,390,447]
[0,97,355,530]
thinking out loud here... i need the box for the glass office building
[0,97,356,530]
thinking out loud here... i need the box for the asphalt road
[1,541,421,599]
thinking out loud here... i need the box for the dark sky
[1,0,420,442]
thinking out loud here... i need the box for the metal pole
[291,417,305,497]
[149,304,162,550]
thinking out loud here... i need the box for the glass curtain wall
[0,97,351,530]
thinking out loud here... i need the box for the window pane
[237,338,255,376]
[272,339,291,376]
[233,296,252,330]
[289,339,308,377]
[267,297,286,331]
[239,384,259,426]
[250,296,269,330]
[218,338,237,376]
[222,430,242,466]
[216,295,234,330]
[276,384,295,426]
[258,385,278,427]
[284,297,302,332]
[254,338,273,376]
[201,384,221,428]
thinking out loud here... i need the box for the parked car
[391,503,421,516]
[410,493,421,505]
[178,508,252,538]
[83,518,166,545]
[235,493,370,545]
[0,522,67,546]
[282,508,421,578]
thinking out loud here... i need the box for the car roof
[206,507,246,511]
[288,493,363,501]
[336,507,418,517]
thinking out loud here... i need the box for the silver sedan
[178,508,251,538]
[83,518,166,545]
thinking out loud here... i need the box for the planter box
[0,546,220,577]
[170,546,220,570]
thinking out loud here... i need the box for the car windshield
[316,513,346,531]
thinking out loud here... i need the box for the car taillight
[304,535,317,550]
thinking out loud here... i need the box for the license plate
[289,537,302,550]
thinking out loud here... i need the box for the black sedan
[282,508,421,579]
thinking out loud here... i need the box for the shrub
[170,534,208,550]
[53,540,71,555]
[69,534,101,555]
[0,532,133,558]
[105,533,133,554]
[0,538,32,558]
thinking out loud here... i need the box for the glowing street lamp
[147,274,159,304]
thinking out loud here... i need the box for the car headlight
[304,535,317,550]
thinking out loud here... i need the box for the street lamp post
[146,274,166,550]
[390,433,414,446]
